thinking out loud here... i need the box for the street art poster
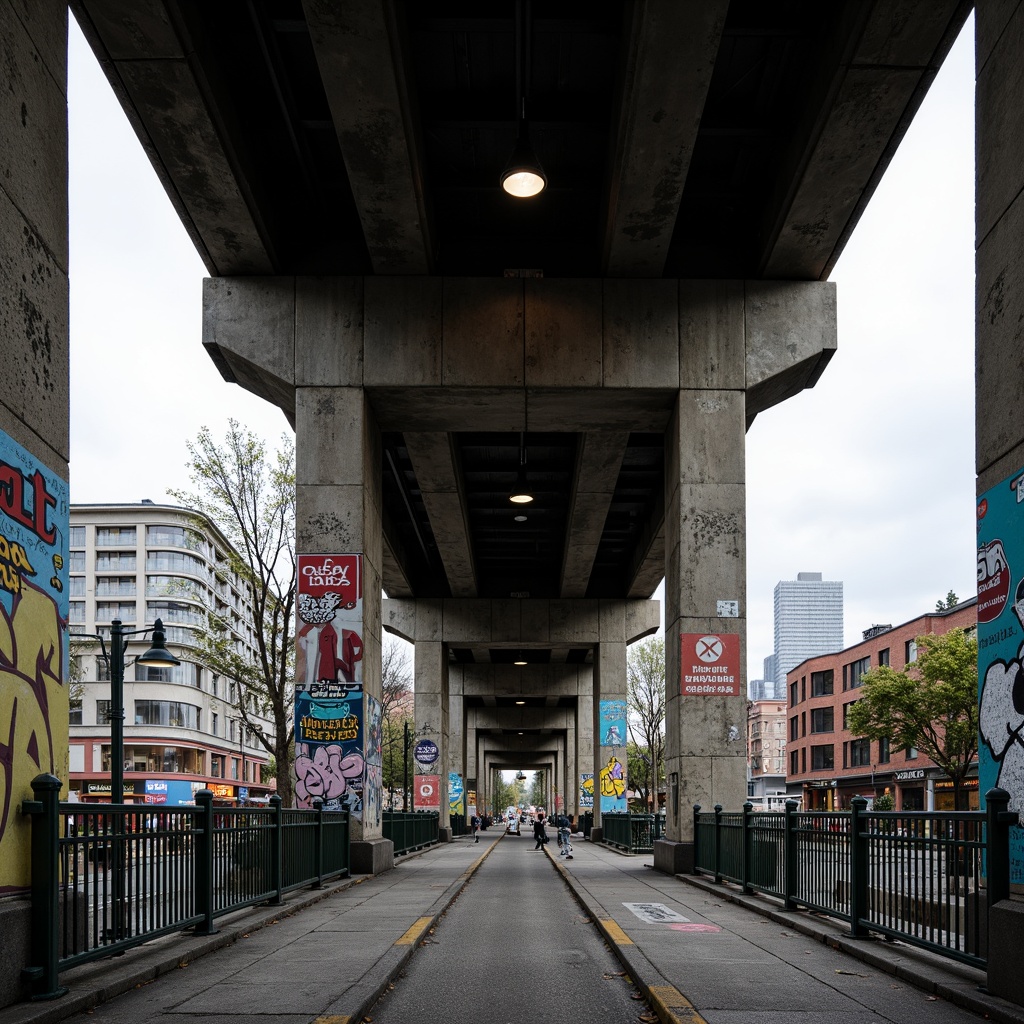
[599,754,627,812]
[294,554,367,817]
[579,773,594,809]
[294,681,365,817]
[599,699,627,748]
[0,431,69,894]
[449,772,465,815]
[416,773,440,810]
[680,633,740,696]
[296,554,364,687]
[977,468,1024,881]
[364,693,383,828]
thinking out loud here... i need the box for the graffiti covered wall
[0,431,69,893]
[294,554,366,816]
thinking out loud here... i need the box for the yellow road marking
[395,916,433,946]
[313,1017,350,1024]
[600,918,633,945]
[648,985,709,1024]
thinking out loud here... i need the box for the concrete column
[657,382,747,872]
[296,385,390,873]
[414,638,451,839]
[0,2,70,976]
[977,7,1024,1003]
[591,610,628,843]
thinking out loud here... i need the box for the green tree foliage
[627,635,665,811]
[380,636,413,803]
[846,628,978,809]
[528,770,546,809]
[170,420,297,805]
[935,590,960,612]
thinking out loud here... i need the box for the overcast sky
[67,15,977,679]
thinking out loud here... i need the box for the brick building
[785,598,977,812]
[746,699,788,810]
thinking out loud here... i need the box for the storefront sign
[209,784,234,798]
[680,633,740,696]
[894,769,925,782]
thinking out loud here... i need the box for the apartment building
[786,598,977,811]
[68,501,273,806]
[747,699,788,810]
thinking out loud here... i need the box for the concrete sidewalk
[3,831,1024,1024]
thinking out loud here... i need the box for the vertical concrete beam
[295,384,389,871]
[658,278,748,874]
[0,0,69,929]
[413,639,450,839]
[592,602,628,843]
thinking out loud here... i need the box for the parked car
[506,814,520,835]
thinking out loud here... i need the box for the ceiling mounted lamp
[510,431,533,504]
[514,651,528,666]
[501,0,546,198]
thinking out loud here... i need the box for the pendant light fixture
[509,431,533,504]
[501,0,546,198]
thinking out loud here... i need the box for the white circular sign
[418,779,436,799]
[695,635,724,664]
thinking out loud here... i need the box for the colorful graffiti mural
[978,467,1024,881]
[0,432,69,893]
[448,772,464,816]
[599,755,626,812]
[599,699,627,747]
[579,773,594,809]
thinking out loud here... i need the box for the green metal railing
[382,810,440,854]
[601,812,657,853]
[21,775,350,1000]
[692,790,1019,970]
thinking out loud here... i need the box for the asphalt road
[370,833,647,1024]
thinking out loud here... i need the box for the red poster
[415,774,440,810]
[680,633,740,696]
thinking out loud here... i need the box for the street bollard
[193,790,217,936]
[849,796,869,938]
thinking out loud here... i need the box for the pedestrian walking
[555,813,573,858]
[471,813,481,843]
[533,812,548,850]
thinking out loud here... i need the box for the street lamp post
[89,618,179,939]
[402,721,410,813]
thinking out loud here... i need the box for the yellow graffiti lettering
[599,757,626,799]
[0,562,21,595]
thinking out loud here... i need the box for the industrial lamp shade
[501,128,547,198]
[137,618,181,667]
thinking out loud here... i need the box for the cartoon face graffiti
[980,645,1024,813]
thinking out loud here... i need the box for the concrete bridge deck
[2,832,1020,1024]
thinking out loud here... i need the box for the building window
[906,746,918,760]
[801,711,806,736]
[810,707,834,733]
[95,527,137,546]
[95,577,137,597]
[96,552,136,571]
[801,677,806,702]
[146,525,204,551]
[842,700,858,729]
[791,750,799,775]
[845,656,870,690]
[801,748,806,773]
[211,712,218,737]
[133,660,199,686]
[68,550,86,571]
[69,525,86,547]
[134,700,201,730]
[96,601,136,622]
[69,699,82,725]
[68,602,85,623]
[811,670,833,697]
[147,600,205,626]
[96,699,111,724]
[878,648,890,667]
[69,577,85,597]
[96,656,110,682]
[905,639,917,664]
[790,716,799,741]
[878,737,890,764]
[790,681,798,707]
[850,738,871,766]
[811,744,834,771]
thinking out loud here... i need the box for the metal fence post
[784,800,798,910]
[986,787,1018,908]
[742,801,753,894]
[193,789,217,935]
[692,804,701,875]
[848,796,869,937]
[269,794,284,906]
[313,797,324,889]
[713,804,723,884]
[21,774,66,1000]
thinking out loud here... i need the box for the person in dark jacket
[533,812,548,850]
